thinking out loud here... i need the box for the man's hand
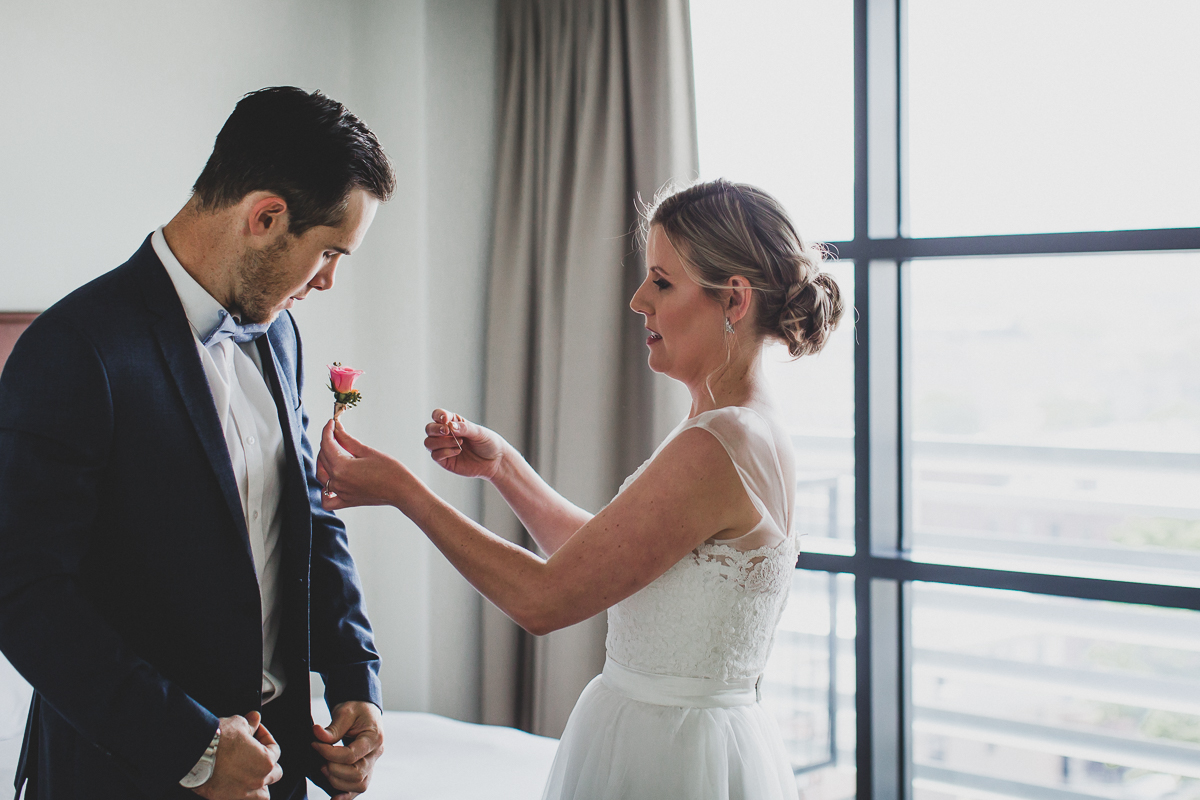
[192,712,282,800]
[312,701,384,800]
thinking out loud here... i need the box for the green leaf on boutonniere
[329,387,363,408]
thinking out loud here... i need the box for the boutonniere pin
[327,363,364,421]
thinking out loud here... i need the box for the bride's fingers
[317,442,341,475]
[332,421,369,458]
[424,434,464,452]
[425,421,454,438]
[424,435,462,457]
[430,446,463,464]
[433,408,471,431]
[430,410,487,440]
[321,419,345,456]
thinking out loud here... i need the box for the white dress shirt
[153,227,288,704]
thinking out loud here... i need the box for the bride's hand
[424,409,505,480]
[317,420,406,511]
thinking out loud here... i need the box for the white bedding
[308,702,558,800]
[0,658,28,792]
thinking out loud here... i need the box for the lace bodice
[605,407,798,681]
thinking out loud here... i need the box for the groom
[0,87,393,799]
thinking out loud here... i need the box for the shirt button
[252,510,260,521]
[246,436,256,445]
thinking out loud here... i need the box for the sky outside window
[907,0,1200,237]
[691,0,854,244]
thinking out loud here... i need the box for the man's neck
[162,200,237,309]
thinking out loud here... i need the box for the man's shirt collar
[152,226,232,345]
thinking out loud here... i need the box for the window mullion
[857,0,908,797]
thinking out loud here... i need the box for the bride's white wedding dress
[542,406,801,800]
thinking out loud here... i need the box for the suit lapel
[257,325,314,630]
[137,243,254,563]
[257,331,305,482]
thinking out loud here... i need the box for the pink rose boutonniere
[327,363,364,421]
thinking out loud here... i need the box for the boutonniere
[327,363,364,420]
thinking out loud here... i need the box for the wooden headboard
[0,313,37,372]
[0,314,38,757]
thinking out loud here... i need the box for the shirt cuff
[178,725,221,788]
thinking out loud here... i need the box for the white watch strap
[179,725,222,788]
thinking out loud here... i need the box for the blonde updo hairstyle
[644,178,844,358]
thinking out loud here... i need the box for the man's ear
[726,275,752,324]
[246,194,289,238]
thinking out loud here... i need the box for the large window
[691,1,1200,798]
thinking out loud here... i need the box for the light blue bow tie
[201,309,272,347]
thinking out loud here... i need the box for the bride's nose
[629,279,651,315]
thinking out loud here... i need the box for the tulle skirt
[541,659,799,800]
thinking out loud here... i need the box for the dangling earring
[724,318,735,335]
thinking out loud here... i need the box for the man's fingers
[313,721,338,744]
[339,729,379,762]
[244,710,262,731]
[265,761,284,785]
[254,719,276,744]
[319,709,351,744]
[254,720,281,757]
[324,758,371,794]
[315,703,383,794]
[312,735,374,764]
[325,758,366,779]
[312,722,379,763]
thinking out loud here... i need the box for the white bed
[306,699,557,799]
[0,659,558,799]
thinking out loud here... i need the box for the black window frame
[793,2,1200,798]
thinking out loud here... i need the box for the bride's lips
[646,329,662,346]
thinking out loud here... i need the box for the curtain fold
[480,0,698,736]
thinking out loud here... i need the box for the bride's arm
[317,422,759,635]
[422,411,590,555]
[487,445,593,555]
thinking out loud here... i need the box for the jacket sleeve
[284,314,382,710]
[0,316,218,795]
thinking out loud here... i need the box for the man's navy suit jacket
[0,237,381,799]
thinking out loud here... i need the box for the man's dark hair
[192,86,395,236]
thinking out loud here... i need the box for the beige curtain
[480,0,698,736]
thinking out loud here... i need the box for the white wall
[0,0,497,721]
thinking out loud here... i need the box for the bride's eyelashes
[653,278,670,289]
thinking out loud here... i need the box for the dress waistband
[601,658,761,708]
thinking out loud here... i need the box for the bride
[316,178,843,799]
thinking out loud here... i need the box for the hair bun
[776,271,844,358]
